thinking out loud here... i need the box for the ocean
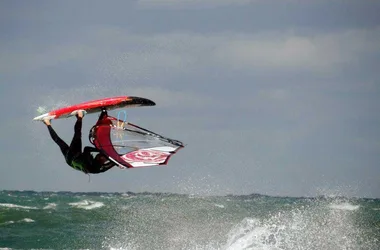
[0,190,379,250]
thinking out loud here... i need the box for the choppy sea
[0,190,379,250]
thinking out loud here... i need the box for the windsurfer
[43,110,115,174]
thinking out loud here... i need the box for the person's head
[95,154,107,164]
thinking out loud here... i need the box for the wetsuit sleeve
[83,146,100,154]
[89,159,115,174]
[84,146,115,174]
[98,161,116,173]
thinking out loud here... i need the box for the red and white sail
[89,118,184,168]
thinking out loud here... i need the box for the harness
[66,153,88,173]
[71,159,87,173]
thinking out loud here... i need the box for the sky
[0,0,379,198]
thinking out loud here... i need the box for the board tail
[33,113,56,121]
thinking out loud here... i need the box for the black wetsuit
[46,117,114,174]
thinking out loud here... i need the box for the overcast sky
[0,0,379,198]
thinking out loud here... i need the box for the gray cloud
[137,0,252,8]
[3,27,379,78]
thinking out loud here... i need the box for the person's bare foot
[43,118,51,126]
[77,110,84,118]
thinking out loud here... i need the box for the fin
[36,106,48,115]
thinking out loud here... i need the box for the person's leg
[44,120,69,156]
[69,117,83,155]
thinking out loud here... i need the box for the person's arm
[83,146,100,154]
[98,161,116,173]
[89,151,115,173]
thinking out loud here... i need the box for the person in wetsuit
[43,110,115,174]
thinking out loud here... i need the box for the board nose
[129,97,156,106]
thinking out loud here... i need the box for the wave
[329,203,360,211]
[1,190,376,250]
[68,200,104,210]
[20,218,35,223]
[1,190,379,201]
[0,218,34,226]
[0,203,38,210]
[0,221,14,226]
[222,202,374,250]
[214,203,225,208]
[43,203,57,210]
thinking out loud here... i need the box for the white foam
[20,218,35,223]
[43,203,57,209]
[103,241,138,250]
[0,218,35,225]
[223,202,368,250]
[0,203,38,210]
[108,245,137,250]
[0,221,14,225]
[224,218,273,250]
[214,204,225,208]
[329,203,360,211]
[68,200,104,210]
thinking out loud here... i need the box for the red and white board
[33,96,155,121]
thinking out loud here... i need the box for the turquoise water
[0,191,379,249]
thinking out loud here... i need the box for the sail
[89,120,184,168]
